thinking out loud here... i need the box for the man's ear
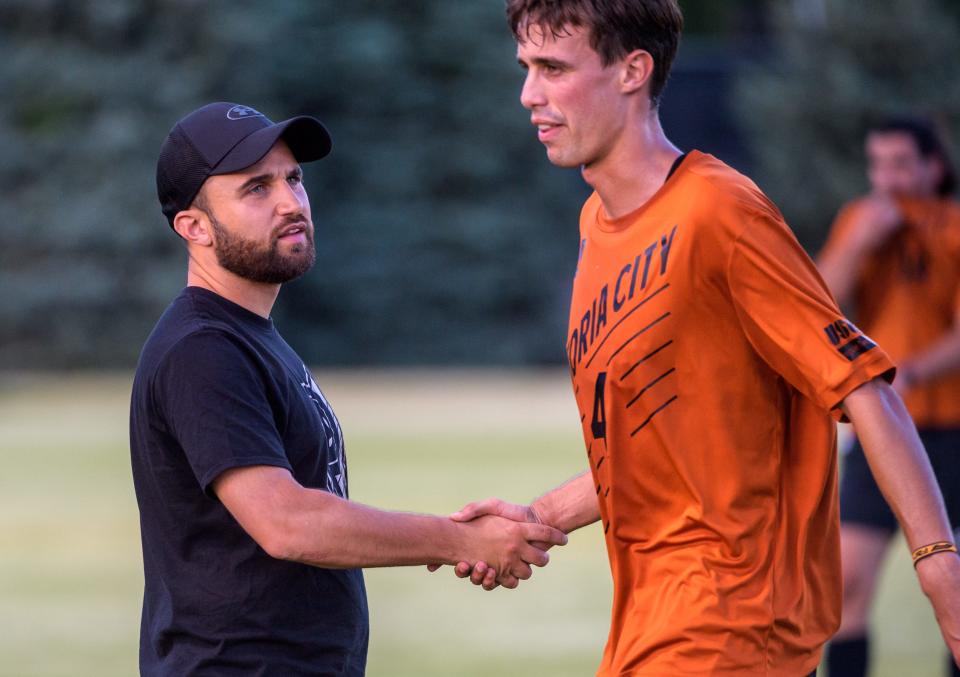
[173,208,213,246]
[621,49,655,96]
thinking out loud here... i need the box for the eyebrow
[517,56,568,70]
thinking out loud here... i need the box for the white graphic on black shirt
[300,365,347,498]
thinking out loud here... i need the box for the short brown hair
[506,0,683,105]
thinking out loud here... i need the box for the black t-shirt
[130,286,368,676]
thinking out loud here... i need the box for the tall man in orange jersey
[818,117,960,677]
[441,1,960,675]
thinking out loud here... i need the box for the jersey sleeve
[728,208,895,418]
[153,329,292,494]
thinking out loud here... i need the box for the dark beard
[208,212,316,284]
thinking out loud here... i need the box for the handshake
[429,498,567,590]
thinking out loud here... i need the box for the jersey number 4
[591,371,607,440]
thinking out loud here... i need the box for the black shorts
[840,428,960,533]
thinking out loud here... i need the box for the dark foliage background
[736,0,960,251]
[1,0,956,368]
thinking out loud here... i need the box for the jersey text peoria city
[569,225,678,375]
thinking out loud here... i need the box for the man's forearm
[276,489,465,568]
[844,378,960,659]
[531,470,601,534]
[843,378,954,549]
[215,465,564,573]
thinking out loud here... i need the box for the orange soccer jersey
[567,152,894,676]
[820,197,960,427]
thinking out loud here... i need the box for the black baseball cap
[156,102,332,227]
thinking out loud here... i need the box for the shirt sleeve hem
[200,456,294,498]
[823,355,897,422]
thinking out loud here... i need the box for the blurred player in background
[438,2,960,675]
[819,117,960,677]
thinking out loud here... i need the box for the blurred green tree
[735,0,960,250]
[12,0,941,368]
[0,1,240,367]
[237,0,590,366]
[0,1,589,368]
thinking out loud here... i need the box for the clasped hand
[430,498,564,590]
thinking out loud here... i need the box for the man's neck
[186,262,280,319]
[581,113,682,220]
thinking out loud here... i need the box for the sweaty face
[866,132,940,197]
[517,24,626,169]
[199,141,316,284]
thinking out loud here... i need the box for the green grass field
[0,371,947,676]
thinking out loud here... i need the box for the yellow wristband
[911,541,958,567]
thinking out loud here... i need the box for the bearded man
[129,102,565,676]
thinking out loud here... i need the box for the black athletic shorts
[840,427,960,532]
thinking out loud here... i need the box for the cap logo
[226,105,264,120]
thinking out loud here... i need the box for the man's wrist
[915,549,960,590]
[529,502,545,524]
[846,223,884,256]
[529,499,552,529]
[913,540,958,567]
[530,498,571,534]
[445,518,472,566]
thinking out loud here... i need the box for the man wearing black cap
[130,102,567,676]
